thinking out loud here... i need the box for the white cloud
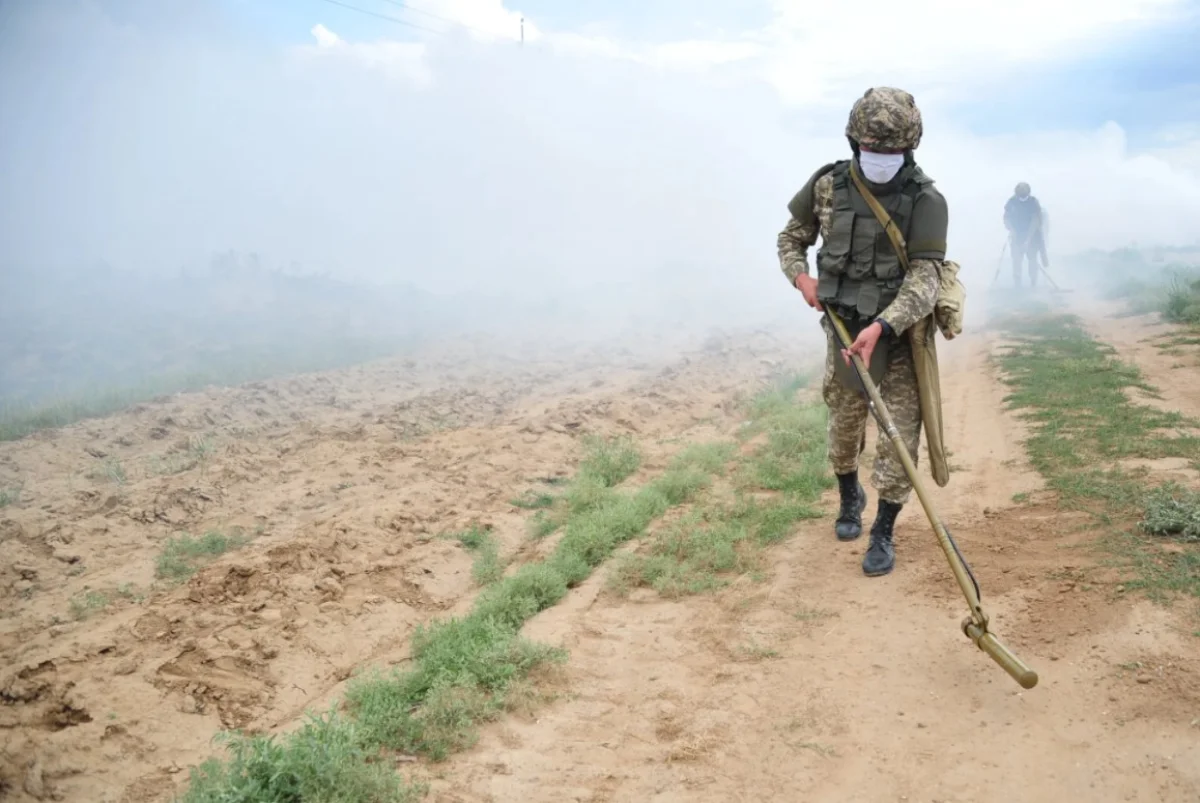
[312,22,342,48]
[754,0,1188,105]
[542,36,763,73]
[385,0,539,42]
[298,0,1192,113]
[3,0,1200,346]
[1146,123,1200,178]
[293,23,432,86]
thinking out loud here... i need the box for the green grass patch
[344,442,714,761]
[89,457,128,486]
[740,371,815,428]
[610,376,829,598]
[576,433,641,487]
[67,584,139,620]
[156,529,252,582]
[1105,530,1200,603]
[68,589,113,620]
[522,434,649,540]
[147,436,217,478]
[180,709,427,803]
[1139,483,1200,542]
[1152,333,1200,351]
[509,490,556,510]
[609,496,822,597]
[345,620,564,761]
[1087,250,1200,323]
[527,509,562,539]
[1163,274,1200,325]
[669,442,737,475]
[448,525,505,586]
[177,432,725,799]
[995,314,1199,492]
[1104,275,1171,317]
[995,311,1200,600]
[738,405,831,496]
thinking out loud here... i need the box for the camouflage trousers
[821,320,923,505]
[1010,232,1044,288]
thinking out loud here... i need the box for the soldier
[1003,182,1047,288]
[776,87,947,577]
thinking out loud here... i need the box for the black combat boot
[862,499,902,576]
[834,471,867,541]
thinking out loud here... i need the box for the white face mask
[858,150,905,184]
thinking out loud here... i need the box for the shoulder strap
[848,160,910,272]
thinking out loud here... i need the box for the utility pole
[520,16,524,45]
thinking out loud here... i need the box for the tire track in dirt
[428,324,1200,803]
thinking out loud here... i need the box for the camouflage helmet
[845,87,923,151]
[1015,182,1031,197]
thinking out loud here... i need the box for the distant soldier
[776,87,948,578]
[1003,182,1048,288]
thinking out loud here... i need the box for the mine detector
[825,308,1039,690]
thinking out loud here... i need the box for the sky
[1,0,1199,332]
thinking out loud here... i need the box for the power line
[316,0,513,40]
[314,0,446,35]
[377,0,485,34]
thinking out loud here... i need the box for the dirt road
[429,314,1200,803]
[1,310,1198,803]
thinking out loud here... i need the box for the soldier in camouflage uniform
[776,87,948,577]
[1004,182,1047,288]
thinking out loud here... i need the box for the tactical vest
[816,160,934,321]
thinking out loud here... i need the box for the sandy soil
[2,310,1199,803]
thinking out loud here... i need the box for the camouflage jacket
[777,171,939,336]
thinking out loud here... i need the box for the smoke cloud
[2,0,1198,403]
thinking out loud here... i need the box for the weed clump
[90,457,128,485]
[1163,274,1200,325]
[577,434,641,487]
[508,490,555,510]
[524,434,645,538]
[67,585,140,620]
[180,710,427,803]
[449,525,505,586]
[68,590,112,620]
[1140,483,1200,542]
[156,530,251,582]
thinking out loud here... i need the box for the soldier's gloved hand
[843,321,883,369]
[794,274,822,310]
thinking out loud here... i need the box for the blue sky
[217,0,775,44]
[210,0,1200,143]
[949,4,1200,144]
[3,0,1198,297]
